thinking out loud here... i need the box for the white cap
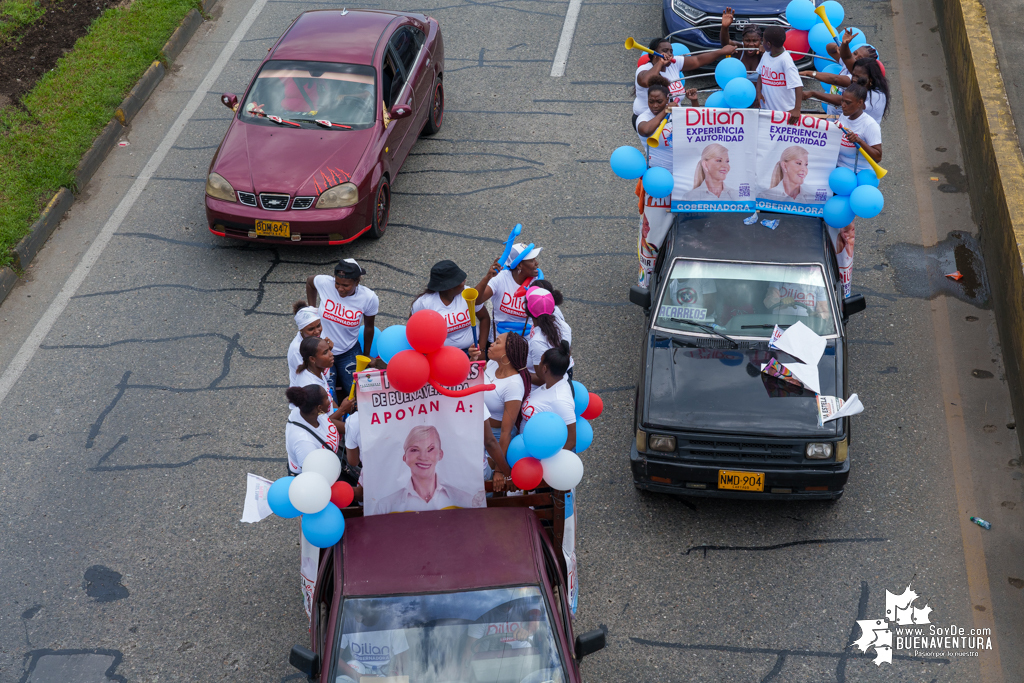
[506,242,543,267]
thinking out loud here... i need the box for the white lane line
[0,0,270,407]
[550,0,583,77]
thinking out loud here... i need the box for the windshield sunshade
[654,259,837,338]
[241,60,376,129]
[334,586,566,682]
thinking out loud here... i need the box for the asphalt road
[0,0,1021,680]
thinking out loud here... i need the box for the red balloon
[512,457,544,490]
[581,392,604,420]
[428,346,471,386]
[784,29,810,55]
[406,310,447,354]
[330,481,354,509]
[876,59,886,77]
[387,350,430,393]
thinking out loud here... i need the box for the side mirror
[629,285,651,309]
[575,629,606,659]
[389,104,413,120]
[221,93,238,111]
[289,645,320,679]
[842,293,866,320]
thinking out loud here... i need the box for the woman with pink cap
[524,281,574,388]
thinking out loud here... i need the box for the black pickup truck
[628,212,866,500]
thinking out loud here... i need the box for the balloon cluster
[266,451,354,548]
[823,166,883,227]
[376,310,493,397]
[505,381,604,491]
[608,146,674,199]
[784,0,874,72]
[706,58,756,109]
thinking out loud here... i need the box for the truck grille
[259,193,290,210]
[680,437,804,463]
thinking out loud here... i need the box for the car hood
[644,336,841,438]
[684,0,786,15]
[214,120,375,194]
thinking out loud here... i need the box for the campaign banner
[564,489,578,615]
[357,364,487,515]
[672,107,757,213]
[755,111,843,216]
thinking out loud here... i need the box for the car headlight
[649,435,677,453]
[672,0,706,22]
[205,172,236,202]
[805,442,834,459]
[316,182,359,209]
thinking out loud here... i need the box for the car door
[386,27,428,167]
[381,42,412,173]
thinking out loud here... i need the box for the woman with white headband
[288,301,332,385]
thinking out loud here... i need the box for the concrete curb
[0,0,217,307]
[934,0,1024,454]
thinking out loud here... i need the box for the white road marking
[549,0,583,77]
[0,0,270,407]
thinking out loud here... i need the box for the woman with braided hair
[473,330,531,469]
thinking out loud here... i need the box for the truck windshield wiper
[670,318,739,348]
[740,323,792,329]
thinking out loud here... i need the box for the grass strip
[0,0,200,268]
[0,0,46,44]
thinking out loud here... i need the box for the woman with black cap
[306,258,379,400]
[411,260,488,353]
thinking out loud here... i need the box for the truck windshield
[333,586,566,683]
[654,259,838,338]
[240,60,376,129]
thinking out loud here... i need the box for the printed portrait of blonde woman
[684,143,740,200]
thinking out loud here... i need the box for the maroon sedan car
[288,504,606,682]
[205,9,444,245]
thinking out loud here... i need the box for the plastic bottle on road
[970,516,991,530]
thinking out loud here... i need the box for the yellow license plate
[718,470,765,492]
[255,220,290,237]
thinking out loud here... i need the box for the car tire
[422,79,444,136]
[368,178,390,239]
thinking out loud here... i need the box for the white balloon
[288,472,331,514]
[541,449,584,491]
[301,449,341,483]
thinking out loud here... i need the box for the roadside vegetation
[0,0,201,268]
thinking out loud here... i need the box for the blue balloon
[821,0,844,28]
[301,503,345,548]
[849,185,884,218]
[268,477,301,518]
[724,77,756,108]
[572,381,589,416]
[642,167,674,198]
[828,167,857,196]
[814,55,835,72]
[844,27,866,48]
[669,41,690,56]
[576,418,594,453]
[714,57,747,89]
[523,412,568,459]
[506,434,530,468]
[823,62,843,76]
[823,195,855,228]
[705,90,728,108]
[786,0,819,30]
[360,325,382,358]
[856,168,880,187]
[610,145,647,180]
[377,325,413,363]
[808,23,834,56]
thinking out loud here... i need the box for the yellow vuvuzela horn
[462,287,480,345]
[624,37,666,60]
[647,116,669,148]
[813,6,840,41]
[836,123,888,179]
[348,355,372,400]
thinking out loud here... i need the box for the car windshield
[333,586,566,683]
[654,259,838,338]
[241,60,375,129]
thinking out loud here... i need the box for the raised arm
[720,8,741,48]
[681,44,737,70]
[305,275,318,307]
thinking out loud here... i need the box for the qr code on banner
[739,184,750,198]
[815,189,828,201]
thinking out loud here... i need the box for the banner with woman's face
[356,364,487,515]
[672,107,757,213]
[754,111,844,216]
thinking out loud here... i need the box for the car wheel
[422,79,444,136]
[369,178,390,239]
